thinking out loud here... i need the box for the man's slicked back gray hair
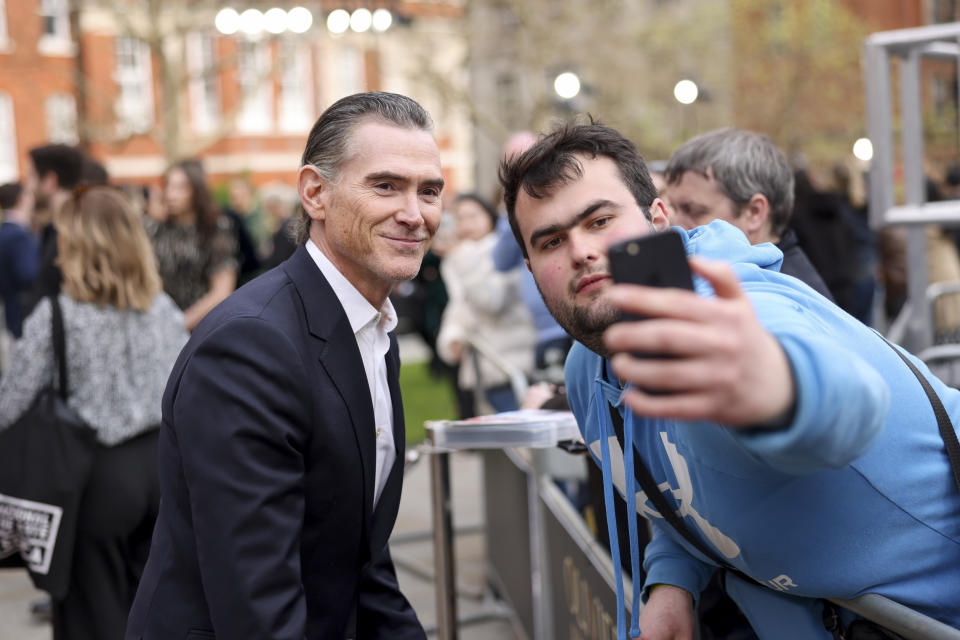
[664,128,795,238]
[293,91,434,244]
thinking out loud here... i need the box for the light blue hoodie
[564,221,960,638]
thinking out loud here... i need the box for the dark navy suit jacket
[126,245,425,640]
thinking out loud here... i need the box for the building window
[114,37,154,135]
[38,0,73,55]
[279,41,312,133]
[187,33,220,134]
[932,0,959,23]
[0,92,18,182]
[45,93,78,144]
[335,46,362,100]
[237,40,272,134]
[0,0,9,49]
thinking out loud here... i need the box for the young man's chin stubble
[537,282,621,358]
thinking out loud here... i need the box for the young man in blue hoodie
[500,122,960,639]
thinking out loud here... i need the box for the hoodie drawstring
[595,382,627,639]
[623,409,643,638]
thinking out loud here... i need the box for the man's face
[309,121,443,305]
[515,154,669,356]
[666,168,741,232]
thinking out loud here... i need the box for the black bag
[0,295,99,599]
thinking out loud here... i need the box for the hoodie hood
[679,220,784,292]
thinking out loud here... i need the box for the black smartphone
[606,230,695,375]
[607,230,695,320]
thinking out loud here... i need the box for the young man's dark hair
[27,144,84,190]
[499,122,659,258]
[294,91,434,244]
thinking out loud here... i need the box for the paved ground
[0,450,520,639]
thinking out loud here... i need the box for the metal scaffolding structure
[865,22,960,352]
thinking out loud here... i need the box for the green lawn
[400,361,458,445]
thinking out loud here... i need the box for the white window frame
[0,0,10,51]
[236,40,272,134]
[187,32,221,135]
[0,92,18,183]
[38,0,74,57]
[45,92,78,144]
[278,40,313,134]
[335,46,363,100]
[113,37,154,135]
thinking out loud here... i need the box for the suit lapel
[283,246,377,537]
[368,333,405,553]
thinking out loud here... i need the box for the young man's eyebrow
[528,199,614,249]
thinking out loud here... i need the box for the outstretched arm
[603,257,888,473]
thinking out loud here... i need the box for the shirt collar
[306,240,398,336]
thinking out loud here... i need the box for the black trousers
[53,429,160,640]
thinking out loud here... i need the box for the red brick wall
[0,0,77,177]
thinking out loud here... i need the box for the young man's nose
[569,233,601,266]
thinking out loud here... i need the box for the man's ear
[297,165,327,223]
[741,193,771,241]
[524,257,531,273]
[648,198,672,231]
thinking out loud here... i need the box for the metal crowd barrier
[423,309,960,636]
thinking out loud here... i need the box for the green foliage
[463,0,873,166]
[400,361,458,445]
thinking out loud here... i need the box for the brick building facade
[0,0,469,194]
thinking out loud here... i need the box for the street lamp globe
[264,8,287,34]
[239,9,264,36]
[674,79,699,105]
[853,138,874,162]
[350,8,372,32]
[554,72,581,100]
[215,7,241,35]
[327,9,350,34]
[372,8,393,32]
[286,7,313,33]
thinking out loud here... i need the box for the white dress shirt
[306,241,397,508]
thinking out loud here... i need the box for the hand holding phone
[605,230,695,389]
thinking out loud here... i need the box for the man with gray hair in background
[127,92,442,640]
[665,127,833,300]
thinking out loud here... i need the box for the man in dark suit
[126,92,444,640]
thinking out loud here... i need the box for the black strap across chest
[880,336,960,493]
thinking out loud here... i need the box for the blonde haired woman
[0,187,187,640]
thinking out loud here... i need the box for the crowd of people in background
[1,121,959,638]
[0,142,301,638]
